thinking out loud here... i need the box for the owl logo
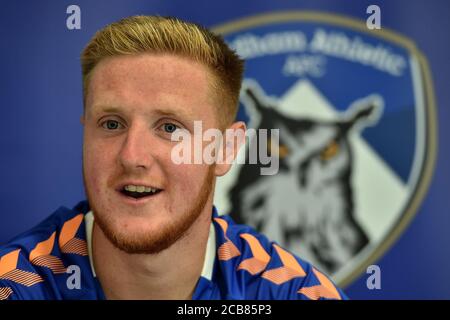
[225,80,384,275]
[213,11,436,286]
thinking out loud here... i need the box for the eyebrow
[153,108,192,119]
[90,105,193,120]
[94,106,121,114]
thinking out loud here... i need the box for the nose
[118,122,155,172]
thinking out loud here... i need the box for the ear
[344,94,384,131]
[214,121,247,177]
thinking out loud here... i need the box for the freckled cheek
[166,162,208,194]
[83,141,117,192]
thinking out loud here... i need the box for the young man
[0,16,347,300]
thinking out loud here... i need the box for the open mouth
[119,185,163,199]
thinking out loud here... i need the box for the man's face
[82,53,220,254]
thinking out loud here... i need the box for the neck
[92,206,212,300]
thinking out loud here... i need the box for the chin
[94,208,195,255]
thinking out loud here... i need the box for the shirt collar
[84,210,216,281]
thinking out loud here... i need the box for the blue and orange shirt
[0,201,347,300]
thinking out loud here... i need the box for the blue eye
[102,120,122,130]
[163,123,178,133]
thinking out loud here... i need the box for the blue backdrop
[1,0,449,299]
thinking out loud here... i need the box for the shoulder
[0,201,92,300]
[212,214,348,300]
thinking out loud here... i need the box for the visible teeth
[124,185,158,193]
[125,185,137,192]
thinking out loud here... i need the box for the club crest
[213,12,437,286]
